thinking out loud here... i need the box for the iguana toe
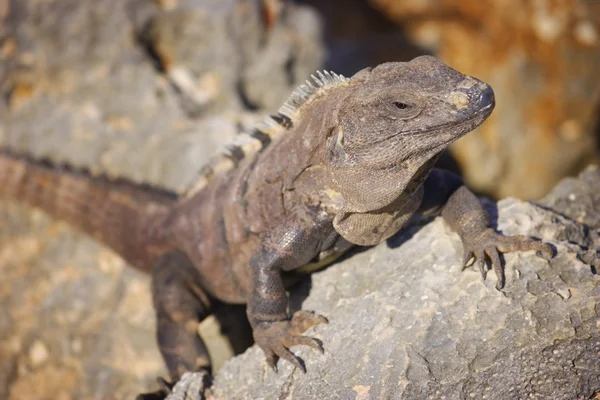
[461,228,553,290]
[254,310,327,373]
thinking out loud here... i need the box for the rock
[368,0,600,199]
[27,340,49,368]
[540,165,600,229]
[165,371,209,400]
[199,182,600,398]
[0,0,323,193]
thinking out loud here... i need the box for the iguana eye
[386,99,421,120]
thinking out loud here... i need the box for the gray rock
[0,0,323,193]
[166,371,209,400]
[2,1,599,398]
[541,165,600,229]
[205,198,600,399]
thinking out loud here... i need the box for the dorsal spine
[184,70,349,198]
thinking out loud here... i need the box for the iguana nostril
[479,86,495,108]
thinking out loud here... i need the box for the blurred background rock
[0,0,598,398]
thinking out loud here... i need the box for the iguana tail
[0,150,177,272]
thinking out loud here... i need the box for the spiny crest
[184,70,349,198]
[278,70,349,121]
[254,70,348,135]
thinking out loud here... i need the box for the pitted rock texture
[202,198,600,400]
[0,0,323,193]
[541,165,600,229]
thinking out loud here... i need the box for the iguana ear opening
[328,126,348,164]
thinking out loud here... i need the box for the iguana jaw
[324,58,496,214]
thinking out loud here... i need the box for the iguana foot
[254,310,327,373]
[461,228,553,290]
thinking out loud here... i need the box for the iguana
[0,56,552,398]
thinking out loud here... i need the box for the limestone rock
[541,165,600,229]
[0,0,323,193]
[202,181,600,399]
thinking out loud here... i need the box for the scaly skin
[0,56,553,399]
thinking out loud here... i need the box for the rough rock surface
[0,0,323,192]
[199,183,600,399]
[541,165,600,229]
[0,1,323,399]
[368,0,600,199]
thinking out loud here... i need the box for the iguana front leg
[247,208,333,372]
[419,168,553,289]
[137,251,212,400]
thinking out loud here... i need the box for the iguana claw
[460,228,553,290]
[254,310,327,374]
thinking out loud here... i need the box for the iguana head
[326,55,495,213]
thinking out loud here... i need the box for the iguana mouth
[413,100,494,138]
[366,104,494,150]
